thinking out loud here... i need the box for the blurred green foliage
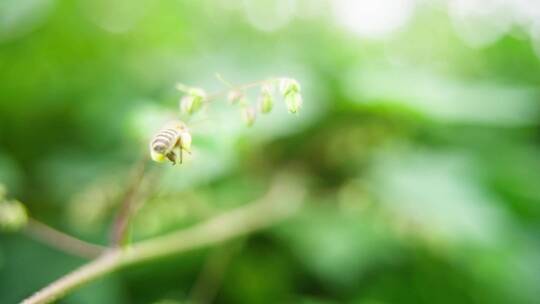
[1,0,540,303]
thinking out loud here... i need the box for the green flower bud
[259,95,273,114]
[241,106,256,127]
[285,92,303,114]
[227,90,243,105]
[0,200,28,232]
[179,88,206,115]
[279,78,300,96]
[180,96,201,115]
[180,96,194,114]
[188,88,206,98]
[258,84,274,114]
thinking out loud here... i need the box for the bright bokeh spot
[448,0,513,48]
[0,0,53,42]
[242,0,297,32]
[332,0,416,39]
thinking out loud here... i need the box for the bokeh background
[1,0,540,303]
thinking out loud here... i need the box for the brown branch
[22,175,305,304]
[189,242,243,304]
[24,218,106,259]
[110,157,148,247]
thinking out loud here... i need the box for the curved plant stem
[189,241,243,304]
[22,176,305,304]
[205,78,276,102]
[110,157,148,247]
[176,76,277,103]
[24,218,106,259]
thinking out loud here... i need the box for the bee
[150,120,192,165]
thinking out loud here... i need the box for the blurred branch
[189,241,243,304]
[22,175,306,304]
[110,157,148,247]
[205,76,277,101]
[24,218,106,259]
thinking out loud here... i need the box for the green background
[1,1,539,303]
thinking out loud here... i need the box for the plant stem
[24,218,106,259]
[110,157,148,247]
[22,176,305,304]
[189,241,243,304]
[205,78,277,102]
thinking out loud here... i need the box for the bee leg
[166,152,176,165]
[179,146,183,164]
[175,139,183,165]
[169,147,182,165]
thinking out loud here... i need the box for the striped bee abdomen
[150,120,191,164]
[150,120,190,164]
[151,128,180,154]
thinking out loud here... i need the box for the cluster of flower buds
[178,86,207,115]
[279,78,303,114]
[0,184,28,232]
[235,82,276,127]
[176,76,301,128]
[225,77,302,126]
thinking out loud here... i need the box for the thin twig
[130,168,164,218]
[176,76,277,103]
[110,157,148,247]
[215,73,235,88]
[189,241,243,304]
[24,218,106,259]
[22,175,305,304]
[205,78,276,102]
